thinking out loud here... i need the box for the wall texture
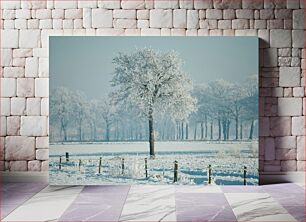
[0,0,305,172]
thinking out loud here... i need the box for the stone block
[140,28,161,36]
[1,49,12,67]
[15,9,31,19]
[41,98,49,116]
[206,9,222,19]
[1,117,6,137]
[214,0,241,9]
[1,98,10,116]
[270,117,291,136]
[1,30,19,48]
[5,136,35,160]
[92,9,113,28]
[36,149,48,160]
[173,9,187,28]
[242,0,263,9]
[113,9,136,18]
[35,9,51,19]
[1,78,16,98]
[137,20,149,28]
[137,10,149,19]
[121,0,145,9]
[264,48,277,67]
[28,160,41,171]
[150,9,172,28]
[19,30,41,48]
[279,67,300,87]
[83,8,92,28]
[20,116,48,136]
[187,10,199,29]
[38,58,49,77]
[98,0,121,9]
[52,9,65,19]
[25,57,38,77]
[275,136,297,149]
[293,9,305,29]
[41,160,49,171]
[9,161,27,171]
[297,161,305,171]
[65,9,82,19]
[218,20,232,29]
[276,149,297,160]
[236,9,254,19]
[264,138,275,160]
[13,49,33,58]
[26,98,41,116]
[270,29,291,48]
[114,19,137,28]
[278,98,302,116]
[36,137,49,149]
[11,98,26,115]
[287,0,300,9]
[259,117,269,136]
[179,0,193,9]
[1,1,20,9]
[78,0,97,8]
[154,0,178,9]
[232,19,249,29]
[297,136,305,160]
[281,160,297,171]
[35,78,49,97]
[54,0,77,9]
[292,116,305,136]
[17,78,34,97]
[292,30,305,48]
[293,87,304,97]
[194,0,213,9]
[7,116,20,136]
[3,67,24,78]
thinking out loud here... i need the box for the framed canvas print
[49,37,259,185]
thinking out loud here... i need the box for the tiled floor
[0,182,304,222]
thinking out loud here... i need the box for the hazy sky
[50,37,258,99]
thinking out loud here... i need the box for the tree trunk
[194,123,197,140]
[235,116,239,140]
[185,123,188,140]
[249,119,254,140]
[181,122,184,140]
[149,111,155,157]
[201,122,204,140]
[205,114,208,139]
[106,122,110,141]
[227,120,230,140]
[218,117,221,140]
[210,121,213,140]
[240,123,243,140]
[222,119,226,141]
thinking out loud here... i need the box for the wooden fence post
[174,160,178,183]
[145,158,148,178]
[98,157,102,174]
[59,156,62,170]
[121,158,125,175]
[208,164,212,184]
[243,166,247,185]
[65,152,69,162]
[78,159,82,171]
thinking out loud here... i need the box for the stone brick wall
[0,0,305,172]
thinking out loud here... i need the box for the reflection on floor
[1,182,304,221]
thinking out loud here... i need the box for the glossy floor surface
[1,182,304,221]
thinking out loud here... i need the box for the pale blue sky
[50,37,258,98]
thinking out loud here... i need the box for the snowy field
[49,141,259,185]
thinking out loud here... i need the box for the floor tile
[59,185,130,221]
[225,193,297,221]
[282,205,305,222]
[270,192,305,206]
[176,193,236,221]
[262,183,304,194]
[119,185,176,222]
[221,185,264,193]
[175,185,222,193]
[3,186,84,221]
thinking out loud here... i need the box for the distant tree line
[50,76,258,143]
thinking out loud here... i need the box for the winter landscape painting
[49,37,259,185]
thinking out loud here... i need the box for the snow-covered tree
[72,90,88,141]
[99,98,116,141]
[111,48,197,157]
[50,87,75,141]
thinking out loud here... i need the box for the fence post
[98,157,102,174]
[243,166,247,185]
[208,164,212,184]
[145,158,148,179]
[78,159,82,171]
[121,158,125,175]
[174,160,178,183]
[65,152,69,162]
[59,156,62,170]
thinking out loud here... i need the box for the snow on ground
[49,141,258,185]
